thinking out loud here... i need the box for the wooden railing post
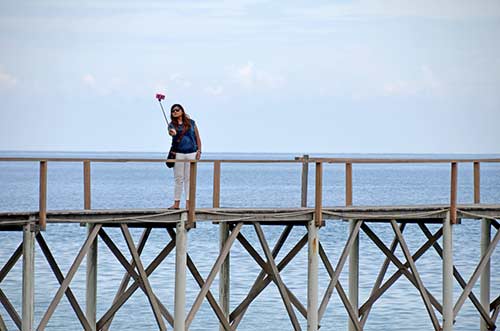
[188,161,197,228]
[450,162,458,224]
[39,160,47,230]
[474,161,480,204]
[84,161,91,209]
[301,155,309,207]
[84,161,97,331]
[314,162,323,227]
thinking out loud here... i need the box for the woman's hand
[196,150,201,160]
[169,128,177,136]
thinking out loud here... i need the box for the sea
[0,151,499,331]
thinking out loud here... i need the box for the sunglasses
[171,108,182,113]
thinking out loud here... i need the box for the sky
[0,0,499,154]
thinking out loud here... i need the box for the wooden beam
[229,225,295,329]
[0,289,21,329]
[315,162,323,227]
[450,162,458,224]
[454,225,500,318]
[318,220,362,321]
[120,224,166,331]
[186,222,243,328]
[188,161,197,228]
[37,224,102,330]
[39,160,47,230]
[254,223,302,331]
[301,155,309,207]
[36,233,92,330]
[419,224,495,329]
[390,220,441,331]
[101,228,151,331]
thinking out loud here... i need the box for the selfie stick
[155,93,169,125]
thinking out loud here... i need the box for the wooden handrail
[1,157,500,164]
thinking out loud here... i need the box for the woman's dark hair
[170,104,191,131]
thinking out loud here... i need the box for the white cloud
[383,65,444,96]
[232,62,285,89]
[82,73,96,87]
[0,68,17,88]
[169,73,192,88]
[204,85,224,96]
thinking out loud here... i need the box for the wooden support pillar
[22,222,35,331]
[301,155,309,207]
[39,160,47,230]
[174,213,188,331]
[213,161,230,331]
[443,212,454,331]
[84,161,97,331]
[346,163,358,331]
[307,219,319,331]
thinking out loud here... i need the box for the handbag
[166,148,176,168]
[166,126,187,168]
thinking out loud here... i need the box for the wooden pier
[0,156,499,331]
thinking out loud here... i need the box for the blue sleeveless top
[169,119,198,153]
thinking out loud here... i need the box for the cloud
[0,68,17,88]
[169,73,192,88]
[232,62,285,89]
[204,85,224,96]
[383,65,444,96]
[82,73,96,87]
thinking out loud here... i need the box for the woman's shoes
[168,206,180,210]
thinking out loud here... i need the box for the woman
[168,103,202,209]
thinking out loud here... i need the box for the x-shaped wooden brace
[165,227,232,331]
[229,223,308,331]
[452,218,500,328]
[37,223,102,330]
[0,242,23,329]
[163,222,244,330]
[317,219,362,330]
[96,226,174,331]
[361,221,442,331]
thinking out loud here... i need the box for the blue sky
[1,0,499,153]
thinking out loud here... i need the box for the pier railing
[1,156,499,229]
[1,156,499,331]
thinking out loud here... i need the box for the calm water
[0,152,499,331]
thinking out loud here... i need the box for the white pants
[173,152,197,201]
